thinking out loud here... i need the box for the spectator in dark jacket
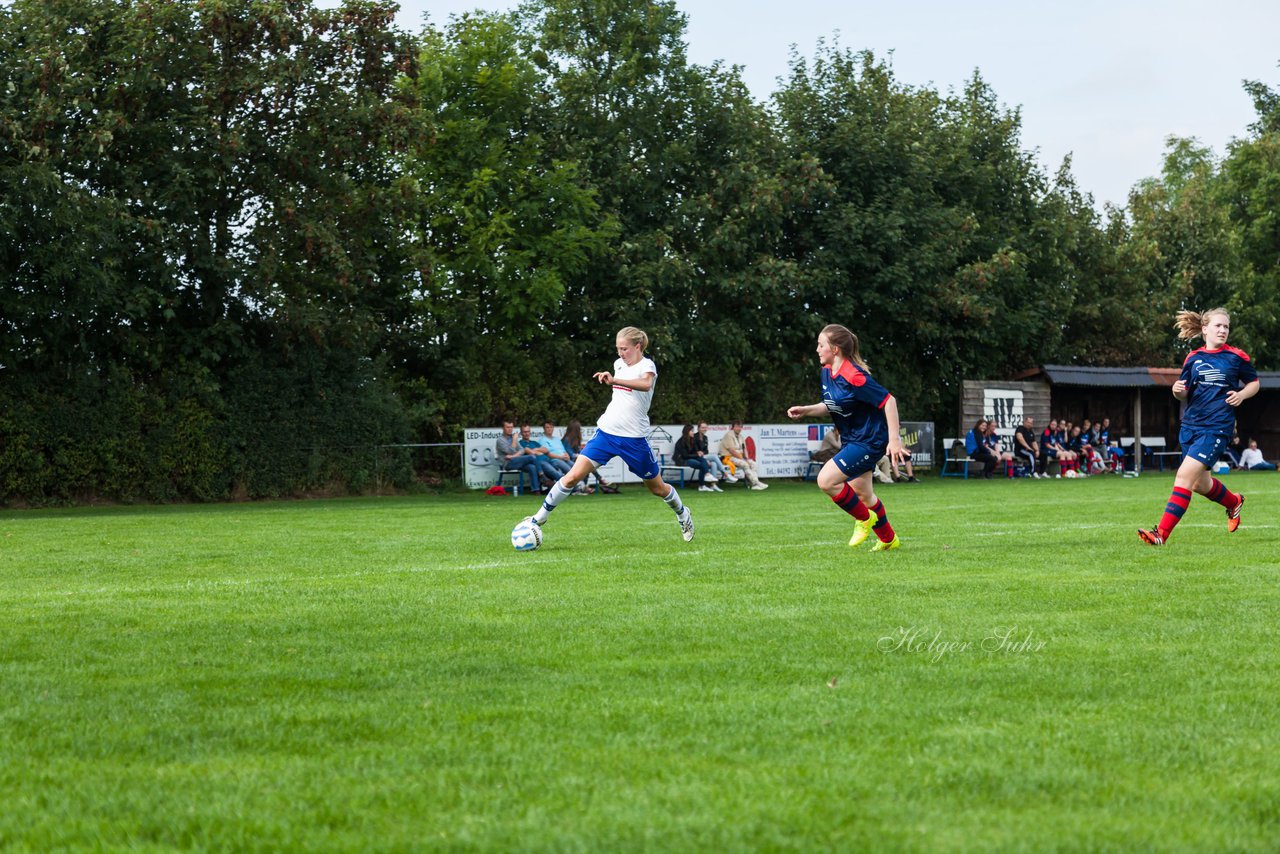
[964,418,997,479]
[673,423,716,491]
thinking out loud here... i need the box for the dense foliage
[2,0,1277,502]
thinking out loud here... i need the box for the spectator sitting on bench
[697,421,737,485]
[1097,417,1112,449]
[811,428,841,464]
[887,453,920,483]
[1014,416,1041,477]
[983,419,1014,477]
[674,423,718,491]
[519,423,563,491]
[719,420,767,490]
[1067,426,1093,475]
[495,419,544,493]
[1040,418,1067,476]
[537,421,575,477]
[1239,438,1278,471]
[1106,438,1125,471]
[965,418,997,479]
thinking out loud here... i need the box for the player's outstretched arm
[787,403,826,419]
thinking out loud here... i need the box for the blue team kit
[821,360,891,478]
[1178,345,1257,465]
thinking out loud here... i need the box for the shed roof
[1022,365,1280,388]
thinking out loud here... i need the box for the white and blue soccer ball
[511,517,543,552]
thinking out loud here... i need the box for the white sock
[533,479,574,524]
[663,486,684,514]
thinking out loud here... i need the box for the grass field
[3,473,1280,851]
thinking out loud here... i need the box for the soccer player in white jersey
[522,327,694,541]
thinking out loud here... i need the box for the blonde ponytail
[1173,308,1229,341]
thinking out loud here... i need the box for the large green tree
[1,0,420,501]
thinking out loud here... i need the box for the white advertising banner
[464,423,830,489]
[982,388,1024,452]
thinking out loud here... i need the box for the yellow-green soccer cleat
[870,535,901,552]
[848,517,873,547]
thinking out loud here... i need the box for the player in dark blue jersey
[787,324,909,551]
[1139,308,1260,546]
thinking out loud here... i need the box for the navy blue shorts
[832,442,884,478]
[581,428,661,480]
[1179,425,1230,468]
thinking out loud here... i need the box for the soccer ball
[511,517,543,552]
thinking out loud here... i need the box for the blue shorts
[581,428,660,480]
[1179,425,1230,468]
[832,442,884,478]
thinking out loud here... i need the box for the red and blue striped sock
[832,483,870,521]
[869,499,895,543]
[1157,486,1193,539]
[1203,478,1241,510]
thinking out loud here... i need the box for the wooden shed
[961,365,1280,470]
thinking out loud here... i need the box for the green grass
[3,473,1279,851]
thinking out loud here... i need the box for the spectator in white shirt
[1239,439,1277,471]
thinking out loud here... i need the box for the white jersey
[596,357,657,438]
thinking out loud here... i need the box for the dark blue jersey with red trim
[821,360,891,449]
[1180,346,1258,432]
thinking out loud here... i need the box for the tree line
[2,0,1277,503]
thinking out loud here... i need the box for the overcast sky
[400,0,1280,210]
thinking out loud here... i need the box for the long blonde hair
[1174,308,1229,341]
[821,323,869,371]
[617,326,649,351]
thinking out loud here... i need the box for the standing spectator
[673,423,717,491]
[1239,439,1277,471]
[1014,416,1041,477]
[697,421,737,485]
[1138,307,1258,546]
[964,418,997,479]
[495,419,543,493]
[719,420,767,490]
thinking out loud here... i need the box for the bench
[658,454,693,488]
[1120,436,1180,471]
[940,438,974,479]
[496,467,535,496]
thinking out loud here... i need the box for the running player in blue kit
[1139,308,1260,546]
[787,324,910,551]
